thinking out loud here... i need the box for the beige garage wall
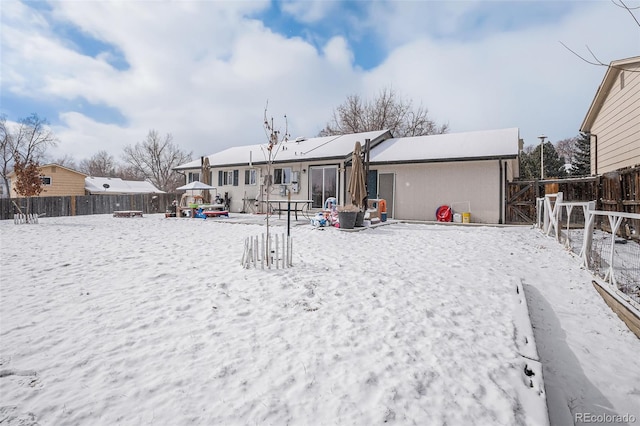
[371,160,506,223]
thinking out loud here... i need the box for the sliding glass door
[310,166,337,208]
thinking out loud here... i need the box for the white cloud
[2,0,638,166]
[362,1,640,147]
[280,0,337,24]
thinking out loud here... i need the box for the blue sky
[1,0,638,163]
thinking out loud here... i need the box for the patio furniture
[113,210,143,218]
[265,199,313,220]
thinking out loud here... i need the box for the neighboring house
[175,128,521,223]
[85,177,164,194]
[8,163,164,198]
[365,128,520,224]
[8,163,87,198]
[580,56,640,175]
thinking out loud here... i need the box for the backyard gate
[506,177,599,225]
[506,181,541,224]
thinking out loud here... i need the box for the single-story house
[580,56,640,175]
[175,128,521,223]
[8,163,87,198]
[85,177,164,194]
[174,129,392,212]
[8,163,164,197]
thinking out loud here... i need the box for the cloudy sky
[1,0,638,164]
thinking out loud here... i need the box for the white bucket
[453,213,462,223]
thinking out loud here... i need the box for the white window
[218,170,239,186]
[41,176,52,185]
[274,167,292,184]
[245,169,257,185]
[188,172,200,183]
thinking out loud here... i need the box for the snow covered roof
[581,56,640,133]
[368,128,520,164]
[174,130,391,170]
[85,177,165,194]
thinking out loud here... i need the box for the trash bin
[338,211,357,229]
[378,199,387,214]
[378,199,387,222]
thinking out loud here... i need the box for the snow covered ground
[1,214,638,425]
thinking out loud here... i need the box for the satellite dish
[103,184,110,189]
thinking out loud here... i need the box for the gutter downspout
[499,160,504,224]
[591,134,598,175]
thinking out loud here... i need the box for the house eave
[580,56,640,133]
[369,154,518,166]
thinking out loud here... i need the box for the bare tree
[79,151,118,177]
[320,87,448,137]
[261,103,289,268]
[51,154,78,171]
[116,164,145,181]
[0,113,57,197]
[0,116,14,197]
[12,113,58,162]
[555,137,577,165]
[122,130,192,192]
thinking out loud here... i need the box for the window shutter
[218,171,223,186]
[245,170,250,185]
[233,170,239,186]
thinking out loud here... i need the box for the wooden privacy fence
[0,193,180,221]
[507,166,640,227]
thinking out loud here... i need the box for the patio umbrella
[348,141,367,209]
[176,181,215,191]
[201,157,211,203]
[176,180,216,209]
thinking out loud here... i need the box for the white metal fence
[242,232,293,269]
[538,193,640,308]
[13,213,39,224]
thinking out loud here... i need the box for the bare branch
[79,151,117,177]
[611,0,640,9]
[320,87,447,137]
[559,41,604,66]
[122,130,192,191]
[611,0,640,25]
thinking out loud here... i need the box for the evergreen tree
[572,132,591,176]
[519,142,566,179]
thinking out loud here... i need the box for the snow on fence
[242,232,293,269]
[13,213,39,225]
[538,192,640,308]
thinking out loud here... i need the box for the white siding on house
[176,128,520,221]
[370,160,513,224]
[209,160,346,213]
[590,62,640,174]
